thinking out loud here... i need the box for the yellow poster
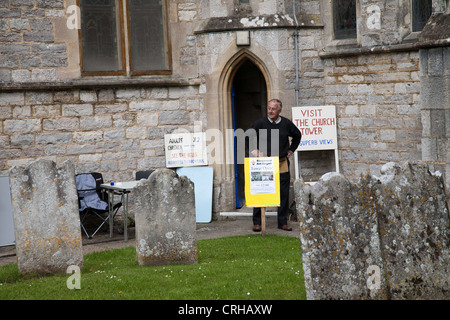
[244,157,280,207]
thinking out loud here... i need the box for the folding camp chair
[75,172,123,239]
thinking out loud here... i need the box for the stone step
[219,210,278,220]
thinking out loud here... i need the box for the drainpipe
[293,0,300,107]
[293,0,302,179]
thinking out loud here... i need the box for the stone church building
[0,0,449,215]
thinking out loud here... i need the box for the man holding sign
[249,99,302,232]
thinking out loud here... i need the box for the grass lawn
[0,234,306,300]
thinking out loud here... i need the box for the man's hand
[251,149,262,157]
[287,150,294,157]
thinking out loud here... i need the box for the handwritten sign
[292,106,337,151]
[164,132,207,167]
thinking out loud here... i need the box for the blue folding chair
[76,172,122,239]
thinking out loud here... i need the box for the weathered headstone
[372,162,450,299]
[295,162,450,300]
[134,168,197,266]
[295,172,387,300]
[9,159,83,274]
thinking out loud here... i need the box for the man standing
[250,99,301,232]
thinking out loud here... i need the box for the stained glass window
[79,0,171,74]
[333,0,357,40]
[128,0,170,73]
[412,0,432,32]
[80,0,123,73]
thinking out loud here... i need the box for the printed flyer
[249,157,276,194]
[244,157,280,207]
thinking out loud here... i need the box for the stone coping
[0,77,201,92]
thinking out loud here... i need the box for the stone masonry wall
[420,45,450,188]
[323,52,422,180]
[418,12,450,188]
[0,0,447,216]
[0,0,204,184]
[0,85,203,182]
[0,0,201,82]
[0,0,73,83]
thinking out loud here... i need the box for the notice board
[164,132,207,168]
[244,157,280,207]
[292,105,339,179]
[292,105,337,151]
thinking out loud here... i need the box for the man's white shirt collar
[268,116,281,124]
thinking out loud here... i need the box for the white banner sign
[292,105,338,151]
[164,132,207,167]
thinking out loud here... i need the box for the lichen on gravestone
[134,168,197,266]
[295,161,450,300]
[371,162,450,299]
[9,159,83,275]
[295,172,386,300]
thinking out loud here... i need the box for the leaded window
[412,0,432,32]
[333,0,357,40]
[79,0,171,75]
[80,0,124,73]
[128,0,170,73]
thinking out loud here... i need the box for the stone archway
[218,49,271,208]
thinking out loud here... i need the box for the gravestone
[9,159,83,274]
[372,162,450,299]
[295,172,386,300]
[295,162,450,300]
[134,169,197,266]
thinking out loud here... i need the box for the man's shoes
[253,225,261,232]
[278,225,292,231]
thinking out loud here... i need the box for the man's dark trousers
[252,171,290,227]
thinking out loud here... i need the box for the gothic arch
[217,49,272,195]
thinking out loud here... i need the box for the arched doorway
[231,59,267,208]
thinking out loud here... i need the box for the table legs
[123,192,128,242]
[107,189,128,241]
[108,189,114,238]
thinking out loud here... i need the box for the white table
[100,181,139,241]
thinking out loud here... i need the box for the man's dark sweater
[250,116,302,158]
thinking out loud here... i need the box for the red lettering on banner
[295,119,309,127]
[311,118,335,126]
[300,108,323,117]
[300,127,323,135]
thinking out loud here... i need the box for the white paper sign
[249,157,276,195]
[164,132,207,167]
[292,105,338,151]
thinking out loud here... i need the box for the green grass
[0,235,305,300]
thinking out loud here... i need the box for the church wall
[0,0,448,214]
